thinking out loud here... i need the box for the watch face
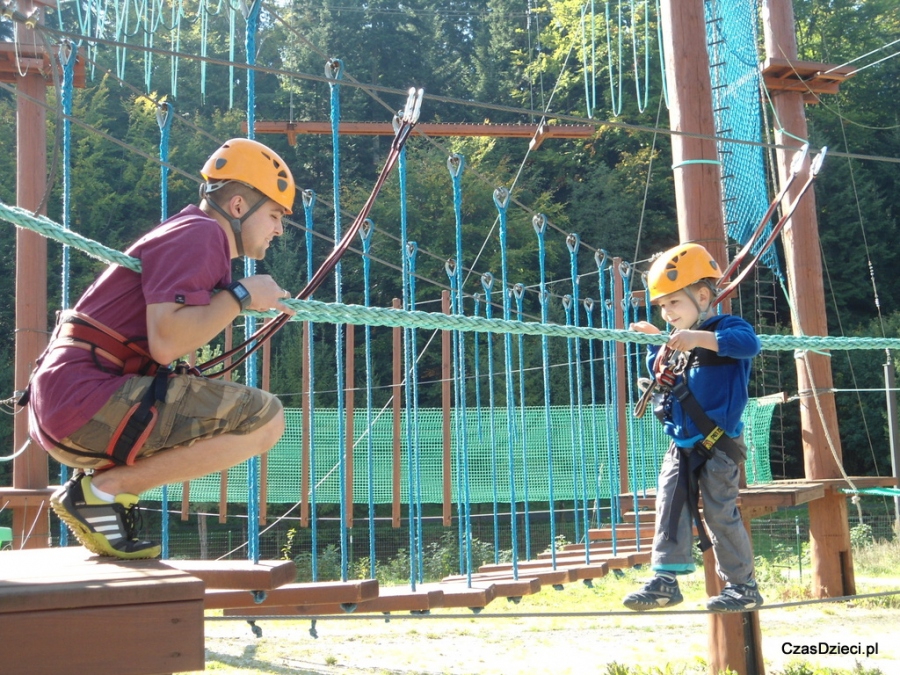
[234,284,249,300]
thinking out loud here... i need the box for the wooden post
[441,290,452,526]
[345,323,355,529]
[12,0,50,550]
[392,298,402,527]
[762,0,854,599]
[658,1,762,672]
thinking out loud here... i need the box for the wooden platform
[761,56,855,103]
[0,546,301,674]
[0,547,205,675]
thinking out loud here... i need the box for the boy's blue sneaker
[623,575,684,611]
[706,581,764,612]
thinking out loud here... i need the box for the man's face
[239,199,286,260]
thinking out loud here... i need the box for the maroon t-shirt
[29,205,232,442]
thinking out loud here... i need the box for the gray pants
[651,438,755,584]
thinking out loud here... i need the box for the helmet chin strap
[684,282,715,327]
[200,183,268,258]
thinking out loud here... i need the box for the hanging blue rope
[243,0,263,564]
[359,218,377,579]
[480,271,501,567]
[155,99,175,558]
[302,189,319,580]
[493,188,519,576]
[583,298,604,532]
[513,283,532,560]
[404,242,423,586]
[58,42,78,548]
[562,294,581,546]
[447,154,473,578]
[533,214,557,568]
[567,233,590,556]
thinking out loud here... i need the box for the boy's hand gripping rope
[198,87,425,377]
[633,145,826,418]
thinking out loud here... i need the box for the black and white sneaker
[623,575,684,611]
[706,581,764,612]
[51,473,160,559]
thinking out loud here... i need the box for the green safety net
[142,398,775,505]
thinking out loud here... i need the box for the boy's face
[657,289,700,330]
[238,199,287,260]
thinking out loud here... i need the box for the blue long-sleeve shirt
[647,314,761,448]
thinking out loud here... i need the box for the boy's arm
[714,318,761,359]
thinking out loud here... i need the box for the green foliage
[850,522,875,549]
[774,661,885,675]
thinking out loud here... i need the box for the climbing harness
[20,310,173,468]
[196,87,424,378]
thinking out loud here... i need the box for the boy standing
[623,243,764,612]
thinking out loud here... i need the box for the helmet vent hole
[277,179,288,192]
[215,158,227,170]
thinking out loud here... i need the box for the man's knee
[255,401,286,447]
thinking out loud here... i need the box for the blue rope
[533,215,557,568]
[480,272,501,566]
[562,295,581,545]
[244,0,262,564]
[302,190,319,581]
[583,298,603,532]
[360,219,377,579]
[326,58,349,581]
[156,102,173,221]
[404,242,423,585]
[493,189,519,576]
[59,43,77,549]
[567,234,589,557]
[156,98,174,559]
[513,284,532,560]
[472,294,484,439]
[447,154,473,579]
[596,254,619,551]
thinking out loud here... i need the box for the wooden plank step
[556,541,652,555]
[144,558,297,590]
[442,571,546,594]
[224,585,446,616]
[416,582,496,610]
[204,578,380,610]
[588,526,654,541]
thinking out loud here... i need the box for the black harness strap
[105,366,171,466]
[663,379,746,553]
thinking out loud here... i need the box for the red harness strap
[51,311,159,376]
[25,311,168,467]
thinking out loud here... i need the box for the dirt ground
[190,578,900,675]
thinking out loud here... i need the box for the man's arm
[146,274,294,365]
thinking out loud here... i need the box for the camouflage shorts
[50,374,283,470]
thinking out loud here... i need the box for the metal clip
[447,153,465,178]
[325,58,343,81]
[532,213,548,235]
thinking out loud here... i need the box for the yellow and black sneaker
[51,473,161,559]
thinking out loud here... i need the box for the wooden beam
[245,121,596,144]
[0,43,86,87]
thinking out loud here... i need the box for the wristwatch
[224,281,252,311]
